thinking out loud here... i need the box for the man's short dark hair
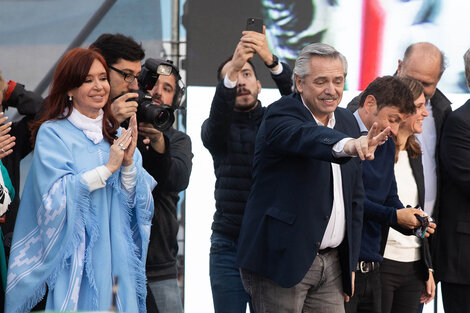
[216,55,258,82]
[90,33,145,67]
[358,76,416,115]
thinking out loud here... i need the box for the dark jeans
[441,282,470,313]
[241,249,344,313]
[344,265,381,313]
[380,259,425,313]
[209,232,253,313]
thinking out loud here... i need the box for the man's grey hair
[464,48,470,90]
[292,43,348,93]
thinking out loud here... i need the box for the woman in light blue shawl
[4,48,156,313]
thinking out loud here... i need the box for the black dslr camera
[128,58,182,131]
[128,89,174,132]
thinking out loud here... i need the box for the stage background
[1,1,470,312]
[184,1,470,312]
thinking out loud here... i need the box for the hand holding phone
[413,206,435,238]
[246,17,263,33]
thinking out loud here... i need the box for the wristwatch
[265,54,279,69]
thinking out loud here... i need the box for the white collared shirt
[300,98,346,249]
[415,99,437,216]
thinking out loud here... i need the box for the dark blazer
[236,93,364,296]
[435,99,470,284]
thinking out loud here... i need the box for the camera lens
[154,110,170,125]
[137,99,175,131]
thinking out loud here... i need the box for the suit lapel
[293,93,317,122]
[408,152,425,208]
[333,110,346,133]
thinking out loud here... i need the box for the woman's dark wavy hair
[31,48,119,146]
[394,77,425,162]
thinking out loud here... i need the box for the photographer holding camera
[90,34,192,313]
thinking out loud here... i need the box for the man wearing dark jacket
[0,79,43,254]
[347,42,451,222]
[201,29,292,313]
[140,60,192,313]
[434,47,470,313]
[346,42,451,313]
[236,43,390,313]
[395,43,452,235]
[344,76,429,313]
[90,34,192,313]
[0,75,43,310]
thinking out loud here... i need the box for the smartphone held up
[246,17,263,33]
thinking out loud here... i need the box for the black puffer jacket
[201,63,292,239]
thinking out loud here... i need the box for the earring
[68,95,72,102]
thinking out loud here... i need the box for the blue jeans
[241,248,344,313]
[209,232,253,313]
[148,278,183,313]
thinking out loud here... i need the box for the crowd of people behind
[0,29,469,313]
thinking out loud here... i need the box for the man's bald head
[397,42,446,100]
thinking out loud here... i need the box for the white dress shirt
[300,97,346,249]
[415,99,437,216]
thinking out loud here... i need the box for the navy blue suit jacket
[236,94,364,295]
[435,99,470,284]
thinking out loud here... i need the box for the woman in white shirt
[380,77,435,313]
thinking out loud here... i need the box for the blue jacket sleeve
[263,96,350,163]
[363,198,398,225]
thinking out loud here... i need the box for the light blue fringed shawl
[5,119,156,313]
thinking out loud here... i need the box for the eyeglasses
[109,65,138,83]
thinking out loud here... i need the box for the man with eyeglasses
[90,33,143,122]
[90,33,192,313]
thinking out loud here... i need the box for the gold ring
[1,148,5,153]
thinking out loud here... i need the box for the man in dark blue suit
[345,76,436,313]
[236,43,390,312]
[434,48,470,313]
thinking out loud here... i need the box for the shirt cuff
[82,165,112,192]
[270,62,283,75]
[332,137,354,158]
[224,74,237,89]
[121,163,137,192]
